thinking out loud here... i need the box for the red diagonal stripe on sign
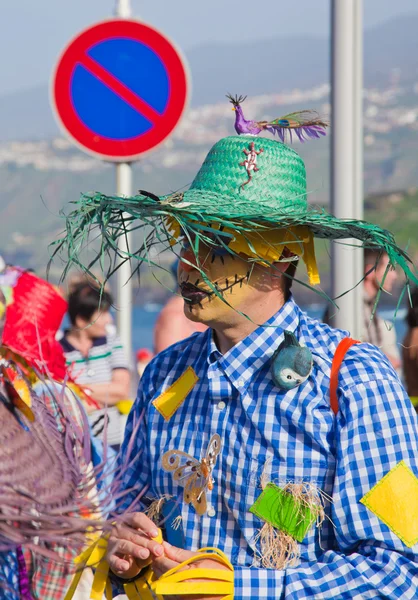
[79,53,163,125]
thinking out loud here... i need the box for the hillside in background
[1,14,418,140]
[1,12,418,308]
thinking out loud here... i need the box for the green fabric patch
[249,483,317,542]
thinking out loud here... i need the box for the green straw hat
[50,134,418,305]
[164,136,307,215]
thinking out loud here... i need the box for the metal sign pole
[330,0,363,338]
[115,0,133,355]
[353,0,364,336]
[115,163,133,355]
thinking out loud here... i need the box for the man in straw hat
[55,110,418,599]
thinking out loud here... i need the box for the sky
[1,0,417,96]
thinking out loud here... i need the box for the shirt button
[217,401,226,410]
[207,506,216,517]
[237,378,245,387]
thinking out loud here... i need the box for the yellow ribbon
[151,547,234,600]
[66,531,165,600]
[66,533,233,600]
[167,218,320,285]
[124,569,159,600]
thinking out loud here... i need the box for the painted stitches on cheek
[179,267,251,311]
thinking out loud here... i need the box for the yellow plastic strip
[124,581,141,600]
[64,569,84,600]
[85,537,109,567]
[14,378,32,408]
[73,535,101,565]
[90,559,110,600]
[152,366,199,421]
[160,568,234,583]
[123,568,163,600]
[152,547,234,598]
[302,232,320,286]
[105,579,113,600]
[192,547,234,570]
[155,581,233,595]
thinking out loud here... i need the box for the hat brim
[51,190,418,294]
[159,187,404,246]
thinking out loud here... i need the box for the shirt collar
[206,296,301,390]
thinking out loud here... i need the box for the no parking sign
[51,19,189,161]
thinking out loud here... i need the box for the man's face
[178,241,286,326]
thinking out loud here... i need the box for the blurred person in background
[153,259,207,354]
[60,282,131,407]
[325,249,400,369]
[136,347,153,379]
[402,286,418,411]
[363,248,401,370]
[60,282,132,447]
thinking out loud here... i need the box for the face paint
[178,239,288,326]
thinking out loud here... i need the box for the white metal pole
[116,163,133,356]
[330,0,363,339]
[115,0,133,355]
[353,0,364,336]
[115,0,132,18]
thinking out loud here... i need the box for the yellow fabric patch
[360,460,418,547]
[165,218,320,286]
[152,366,199,421]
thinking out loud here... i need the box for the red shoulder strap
[330,337,359,415]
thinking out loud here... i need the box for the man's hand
[106,512,164,579]
[152,542,230,600]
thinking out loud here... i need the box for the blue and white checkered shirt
[119,297,418,599]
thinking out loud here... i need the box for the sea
[130,303,407,353]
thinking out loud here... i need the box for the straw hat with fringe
[50,133,418,310]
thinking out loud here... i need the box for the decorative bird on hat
[227,94,328,142]
[271,331,313,390]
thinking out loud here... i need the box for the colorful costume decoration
[240,140,264,188]
[65,532,234,600]
[270,330,313,390]
[52,122,417,311]
[227,93,328,141]
[1,268,67,380]
[0,268,99,552]
[162,433,221,515]
[113,301,418,598]
[50,98,418,599]
[0,268,141,599]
